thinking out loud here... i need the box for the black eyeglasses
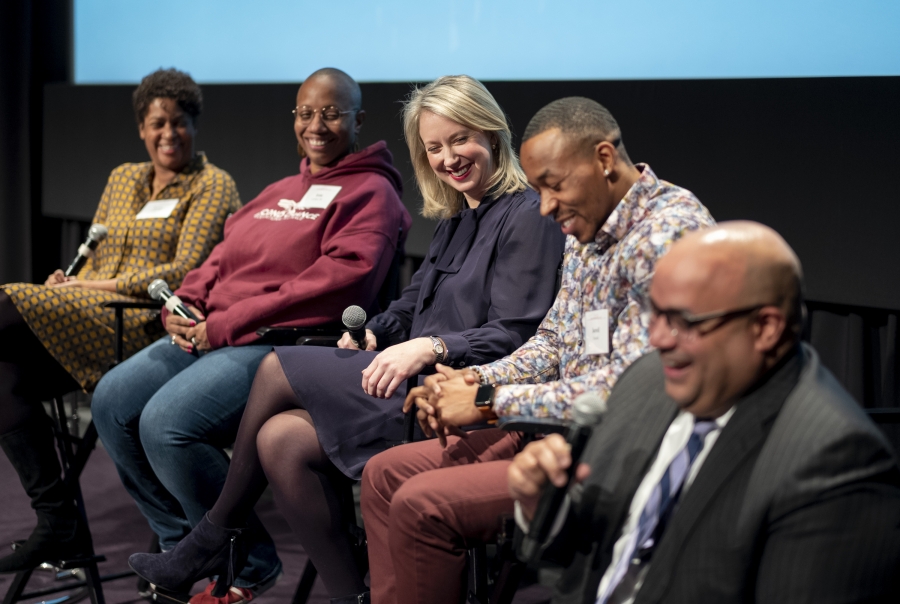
[292,106,356,123]
[647,300,767,342]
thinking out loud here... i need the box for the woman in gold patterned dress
[0,68,240,572]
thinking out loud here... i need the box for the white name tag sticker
[584,309,610,355]
[298,185,342,209]
[136,198,179,219]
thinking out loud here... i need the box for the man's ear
[753,306,787,353]
[594,139,617,175]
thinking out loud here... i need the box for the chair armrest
[103,300,164,311]
[497,416,569,436]
[255,324,345,346]
[102,300,164,366]
[866,408,900,424]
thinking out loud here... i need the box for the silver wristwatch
[429,336,446,364]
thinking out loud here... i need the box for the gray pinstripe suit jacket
[547,344,900,603]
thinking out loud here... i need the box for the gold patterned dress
[1,153,241,391]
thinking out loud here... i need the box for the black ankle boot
[330,592,369,604]
[0,417,91,573]
[128,513,247,594]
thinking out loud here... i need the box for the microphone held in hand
[521,393,608,566]
[64,224,108,277]
[148,279,199,322]
[342,305,368,349]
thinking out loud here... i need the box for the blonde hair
[402,75,528,219]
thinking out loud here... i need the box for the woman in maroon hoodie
[91,68,411,600]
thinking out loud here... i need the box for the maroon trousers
[360,429,523,604]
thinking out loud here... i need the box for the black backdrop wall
[2,0,899,413]
[42,76,900,309]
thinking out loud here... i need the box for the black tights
[208,352,366,597]
[0,291,79,436]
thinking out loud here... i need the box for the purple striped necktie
[598,418,719,604]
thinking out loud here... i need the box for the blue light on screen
[74,0,900,83]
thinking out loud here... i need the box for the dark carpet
[0,445,551,603]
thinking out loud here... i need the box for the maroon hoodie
[167,141,411,349]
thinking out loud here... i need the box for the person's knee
[362,449,392,498]
[257,413,302,470]
[138,396,185,452]
[389,473,436,532]
[91,370,131,431]
[256,351,284,383]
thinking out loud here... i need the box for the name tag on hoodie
[136,198,179,219]
[298,185,342,209]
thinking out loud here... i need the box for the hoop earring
[297,142,306,158]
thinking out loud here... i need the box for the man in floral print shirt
[360,97,716,604]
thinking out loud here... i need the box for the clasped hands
[44,270,117,292]
[403,365,490,447]
[165,305,210,354]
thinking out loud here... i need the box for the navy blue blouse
[366,188,565,368]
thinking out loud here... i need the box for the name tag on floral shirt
[584,309,610,355]
[136,199,179,219]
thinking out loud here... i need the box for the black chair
[3,396,139,604]
[3,297,171,604]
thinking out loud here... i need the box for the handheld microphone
[64,224,108,277]
[521,393,607,566]
[148,279,199,322]
[342,305,368,349]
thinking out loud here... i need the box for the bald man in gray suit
[509,222,900,603]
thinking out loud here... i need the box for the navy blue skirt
[274,346,418,480]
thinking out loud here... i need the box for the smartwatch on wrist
[429,336,446,365]
[475,385,496,409]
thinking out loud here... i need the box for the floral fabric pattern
[477,164,715,419]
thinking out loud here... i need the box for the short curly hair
[132,68,203,125]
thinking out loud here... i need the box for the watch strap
[430,336,446,364]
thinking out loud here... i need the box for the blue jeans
[92,337,281,590]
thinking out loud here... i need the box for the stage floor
[0,440,551,603]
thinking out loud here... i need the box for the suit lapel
[587,380,680,574]
[635,363,795,604]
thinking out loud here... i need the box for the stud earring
[604,169,610,177]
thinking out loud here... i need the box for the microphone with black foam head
[148,279,199,322]
[342,305,368,349]
[64,224,108,277]
[520,392,608,566]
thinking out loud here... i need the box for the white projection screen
[75,0,900,84]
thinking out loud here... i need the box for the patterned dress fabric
[476,164,716,419]
[1,153,240,390]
